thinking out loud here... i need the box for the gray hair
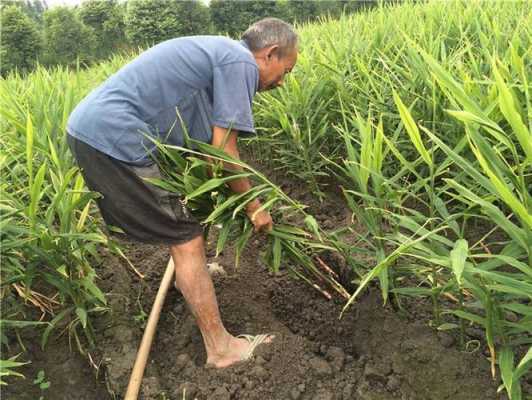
[241,18,298,58]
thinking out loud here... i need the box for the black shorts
[67,135,203,245]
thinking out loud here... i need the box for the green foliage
[210,0,282,38]
[78,0,126,59]
[0,0,47,23]
[125,0,211,48]
[0,5,42,75]
[42,6,96,66]
[0,0,375,71]
[25,0,47,22]
[281,0,319,24]
[0,65,114,351]
[253,1,531,398]
[176,0,213,37]
[151,137,350,299]
[276,1,378,25]
[0,355,29,385]
[33,370,50,390]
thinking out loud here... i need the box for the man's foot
[206,334,273,368]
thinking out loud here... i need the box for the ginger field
[1,1,531,399]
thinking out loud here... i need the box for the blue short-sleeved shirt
[67,36,259,165]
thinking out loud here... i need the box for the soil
[3,172,518,400]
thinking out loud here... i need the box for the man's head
[242,18,298,92]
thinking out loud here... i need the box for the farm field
[1,1,531,399]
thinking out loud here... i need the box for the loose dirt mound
[92,238,498,400]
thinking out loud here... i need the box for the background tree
[0,5,42,75]
[43,6,96,66]
[340,0,380,14]
[0,0,47,22]
[283,0,319,24]
[24,0,47,22]
[174,0,212,36]
[125,0,211,48]
[210,0,282,38]
[79,0,126,59]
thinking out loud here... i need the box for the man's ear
[266,45,280,60]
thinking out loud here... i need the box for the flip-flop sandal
[237,334,274,361]
[203,334,274,369]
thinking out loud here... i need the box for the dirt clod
[342,383,354,399]
[175,382,197,399]
[211,385,231,399]
[386,375,401,391]
[437,331,456,348]
[290,387,302,400]
[364,363,388,384]
[312,388,334,400]
[250,365,269,380]
[325,346,345,372]
[309,357,333,376]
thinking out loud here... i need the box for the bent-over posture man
[66,18,298,368]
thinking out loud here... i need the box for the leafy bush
[42,6,96,66]
[125,0,211,48]
[79,0,126,59]
[0,5,41,75]
[210,0,281,38]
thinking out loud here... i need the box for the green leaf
[451,310,486,326]
[444,178,528,250]
[76,307,87,329]
[469,142,532,229]
[81,278,107,305]
[142,177,179,193]
[450,239,468,286]
[186,173,251,201]
[42,308,72,349]
[513,346,532,381]
[235,221,253,268]
[393,91,432,166]
[40,381,51,390]
[492,60,532,163]
[390,287,433,296]
[215,219,234,257]
[437,323,459,331]
[341,225,448,315]
[0,320,48,329]
[304,215,322,241]
[412,40,484,115]
[28,163,47,228]
[56,265,68,278]
[26,114,34,187]
[499,346,514,397]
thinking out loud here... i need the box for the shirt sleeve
[212,61,259,135]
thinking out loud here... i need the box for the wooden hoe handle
[124,257,175,400]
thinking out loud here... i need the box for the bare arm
[211,126,273,232]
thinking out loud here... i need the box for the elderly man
[66,18,298,368]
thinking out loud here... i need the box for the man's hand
[246,199,273,233]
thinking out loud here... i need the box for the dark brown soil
[1,327,110,400]
[2,192,507,400]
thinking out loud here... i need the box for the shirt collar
[239,40,250,51]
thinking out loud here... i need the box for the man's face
[257,46,298,92]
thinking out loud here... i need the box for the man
[66,18,298,368]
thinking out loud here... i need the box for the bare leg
[170,235,260,368]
